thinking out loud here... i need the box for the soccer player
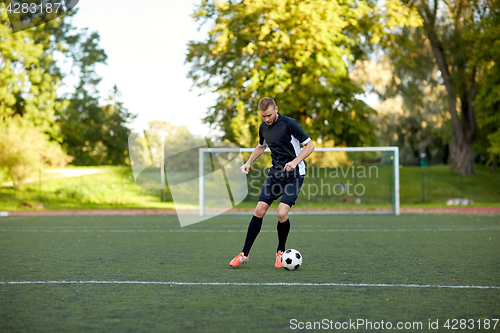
[230,97,315,268]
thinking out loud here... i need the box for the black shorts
[258,174,305,207]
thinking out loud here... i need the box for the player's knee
[254,206,267,218]
[277,210,288,222]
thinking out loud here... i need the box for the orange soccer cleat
[229,252,249,268]
[275,251,284,268]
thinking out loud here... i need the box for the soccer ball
[281,249,302,270]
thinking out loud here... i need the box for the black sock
[276,219,290,252]
[242,215,263,256]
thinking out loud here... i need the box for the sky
[69,0,218,137]
[66,0,379,139]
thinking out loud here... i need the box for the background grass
[0,167,178,211]
[0,164,499,211]
[0,214,499,332]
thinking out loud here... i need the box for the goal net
[199,147,400,216]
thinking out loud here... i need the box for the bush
[0,116,72,189]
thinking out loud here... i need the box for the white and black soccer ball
[281,249,302,270]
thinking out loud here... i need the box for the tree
[1,7,135,166]
[146,120,206,172]
[472,1,500,172]
[0,116,71,189]
[60,85,136,165]
[128,121,205,197]
[351,49,451,165]
[130,120,206,173]
[186,0,421,147]
[415,0,495,174]
[101,87,137,165]
[0,8,66,139]
[57,25,137,166]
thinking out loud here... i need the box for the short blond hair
[258,97,276,111]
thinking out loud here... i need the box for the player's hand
[240,163,250,174]
[284,161,298,172]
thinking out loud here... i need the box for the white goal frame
[199,147,400,216]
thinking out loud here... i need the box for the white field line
[0,224,493,229]
[0,224,478,228]
[0,280,498,289]
[0,217,23,221]
[0,227,499,233]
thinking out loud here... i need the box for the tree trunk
[428,35,475,174]
[419,1,476,175]
[449,136,474,175]
[450,67,477,175]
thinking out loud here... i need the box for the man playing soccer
[230,97,315,268]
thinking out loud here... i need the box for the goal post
[199,147,400,216]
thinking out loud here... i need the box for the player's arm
[241,144,266,174]
[284,141,315,172]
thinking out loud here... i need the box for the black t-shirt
[258,114,311,176]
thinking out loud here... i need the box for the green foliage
[0,7,135,166]
[186,0,421,147]
[127,121,206,202]
[367,7,450,163]
[0,8,67,139]
[473,1,500,161]
[60,86,136,165]
[0,116,71,189]
[140,120,206,170]
[56,23,135,166]
[371,0,500,170]
[147,121,205,154]
[410,0,500,174]
[351,52,451,165]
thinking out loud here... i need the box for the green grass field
[1,214,499,332]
